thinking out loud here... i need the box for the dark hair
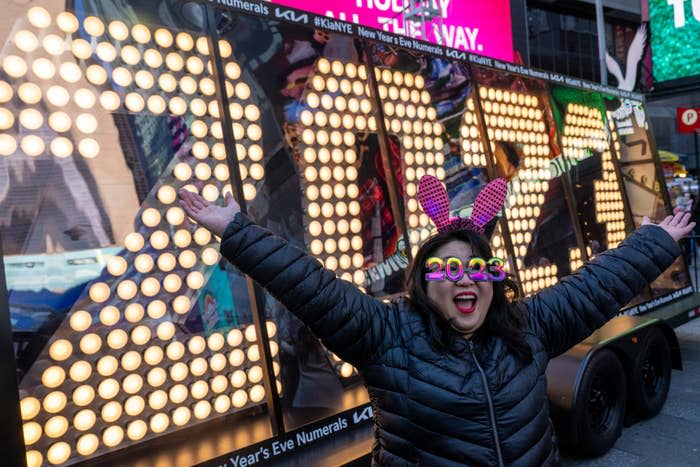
[405,228,533,363]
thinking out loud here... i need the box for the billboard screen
[269,0,515,61]
[649,0,700,82]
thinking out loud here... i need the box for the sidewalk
[562,317,700,466]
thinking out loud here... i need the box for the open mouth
[453,292,477,314]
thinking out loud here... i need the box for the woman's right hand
[178,189,241,237]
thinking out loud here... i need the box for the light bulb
[144,49,163,68]
[210,354,227,372]
[172,296,191,315]
[46,442,71,465]
[98,379,120,400]
[228,349,244,367]
[156,322,175,341]
[127,420,147,441]
[49,339,72,361]
[18,82,41,104]
[3,55,27,78]
[97,356,119,377]
[76,113,98,134]
[172,406,191,426]
[73,409,96,431]
[102,426,124,448]
[76,433,99,456]
[84,16,105,36]
[70,310,92,331]
[157,253,177,272]
[78,138,100,159]
[131,325,152,346]
[23,421,42,445]
[123,374,144,394]
[232,389,248,408]
[141,277,160,297]
[80,332,103,354]
[125,396,145,417]
[121,350,142,372]
[121,45,141,65]
[135,70,154,89]
[190,357,208,377]
[45,415,69,438]
[149,390,168,410]
[100,90,121,111]
[250,385,265,403]
[214,394,231,413]
[0,109,14,130]
[144,345,164,365]
[193,400,211,420]
[100,402,123,423]
[72,385,95,407]
[42,391,67,414]
[147,300,166,320]
[157,185,177,204]
[166,341,185,360]
[69,360,92,382]
[125,93,145,112]
[132,24,151,44]
[20,109,43,130]
[21,136,44,157]
[248,366,263,383]
[86,64,107,85]
[96,42,117,62]
[57,12,79,33]
[107,329,128,350]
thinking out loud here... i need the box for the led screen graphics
[0,4,278,465]
[214,14,372,430]
[270,0,514,61]
[649,0,700,82]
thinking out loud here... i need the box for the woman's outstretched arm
[178,189,400,368]
[523,213,694,359]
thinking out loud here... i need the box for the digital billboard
[649,0,700,82]
[269,0,514,61]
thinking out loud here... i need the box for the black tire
[629,328,672,419]
[572,350,627,457]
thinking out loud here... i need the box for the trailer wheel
[629,328,672,419]
[573,350,626,457]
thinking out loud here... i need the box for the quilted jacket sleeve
[522,224,681,358]
[218,212,400,368]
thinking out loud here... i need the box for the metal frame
[204,4,285,435]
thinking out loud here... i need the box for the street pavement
[561,317,700,466]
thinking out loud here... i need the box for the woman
[178,178,692,466]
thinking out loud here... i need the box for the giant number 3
[3,10,279,466]
[561,103,626,271]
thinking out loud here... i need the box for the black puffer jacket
[220,213,680,466]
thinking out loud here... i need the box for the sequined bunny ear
[417,175,507,234]
[418,175,451,230]
[470,178,508,229]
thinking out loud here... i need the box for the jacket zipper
[469,340,505,467]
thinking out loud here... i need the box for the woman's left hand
[642,212,696,243]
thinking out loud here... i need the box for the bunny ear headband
[418,175,508,234]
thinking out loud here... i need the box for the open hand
[642,212,695,243]
[178,189,241,237]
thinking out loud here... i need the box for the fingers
[225,191,235,206]
[669,211,688,226]
[642,215,651,225]
[659,215,673,226]
[178,189,198,213]
[179,188,208,210]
